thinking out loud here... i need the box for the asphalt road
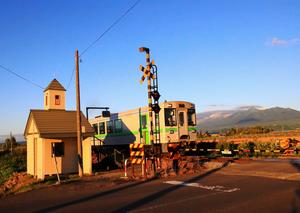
[0,159,300,213]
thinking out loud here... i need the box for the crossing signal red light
[151,91,160,101]
[152,103,161,113]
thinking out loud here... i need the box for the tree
[4,136,17,151]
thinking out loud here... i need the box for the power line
[67,67,75,90]
[0,64,44,89]
[80,0,142,57]
[66,0,142,90]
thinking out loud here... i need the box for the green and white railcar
[89,101,197,145]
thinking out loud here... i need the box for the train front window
[106,121,114,133]
[114,119,122,133]
[93,124,98,134]
[179,112,184,126]
[188,109,196,126]
[99,122,105,134]
[165,108,177,126]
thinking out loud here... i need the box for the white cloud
[265,37,300,47]
[271,38,288,46]
[235,105,264,110]
[290,38,300,45]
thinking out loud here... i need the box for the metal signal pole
[139,47,154,146]
[146,50,154,147]
[75,49,83,177]
[139,47,161,173]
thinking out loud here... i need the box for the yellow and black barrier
[130,143,145,164]
[129,143,146,177]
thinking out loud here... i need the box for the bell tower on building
[44,79,66,110]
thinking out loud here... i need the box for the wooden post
[75,49,83,177]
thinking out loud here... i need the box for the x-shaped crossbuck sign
[139,59,155,84]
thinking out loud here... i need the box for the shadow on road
[290,159,300,171]
[35,176,158,213]
[112,160,233,213]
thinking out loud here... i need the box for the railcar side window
[165,108,177,126]
[114,119,122,133]
[141,115,147,129]
[106,121,114,133]
[93,124,99,134]
[188,109,196,126]
[99,122,105,134]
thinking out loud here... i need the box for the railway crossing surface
[0,159,299,213]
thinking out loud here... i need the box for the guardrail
[198,130,300,142]
[183,147,299,156]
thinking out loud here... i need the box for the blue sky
[0,0,299,135]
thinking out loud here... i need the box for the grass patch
[0,146,26,185]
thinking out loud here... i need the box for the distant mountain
[197,107,300,132]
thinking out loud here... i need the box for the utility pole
[75,49,83,177]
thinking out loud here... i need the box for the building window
[52,142,64,157]
[114,119,122,133]
[45,95,48,106]
[55,95,60,105]
[99,122,105,134]
[106,121,114,133]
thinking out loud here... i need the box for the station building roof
[24,109,94,138]
[44,78,66,92]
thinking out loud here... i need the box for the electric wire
[0,64,44,89]
[66,0,142,90]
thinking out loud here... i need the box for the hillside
[197,107,300,132]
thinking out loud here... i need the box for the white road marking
[164,180,240,193]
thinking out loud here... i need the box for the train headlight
[170,130,174,134]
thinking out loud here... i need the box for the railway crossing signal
[151,91,160,101]
[139,64,154,84]
[151,103,161,114]
[138,47,161,148]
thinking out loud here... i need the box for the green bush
[0,152,26,185]
[238,142,255,151]
[254,142,270,150]
[269,142,278,150]
[216,142,236,150]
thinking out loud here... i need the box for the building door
[34,138,37,177]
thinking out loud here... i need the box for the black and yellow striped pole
[139,47,155,146]
[139,47,158,173]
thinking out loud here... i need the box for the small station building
[24,79,94,180]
